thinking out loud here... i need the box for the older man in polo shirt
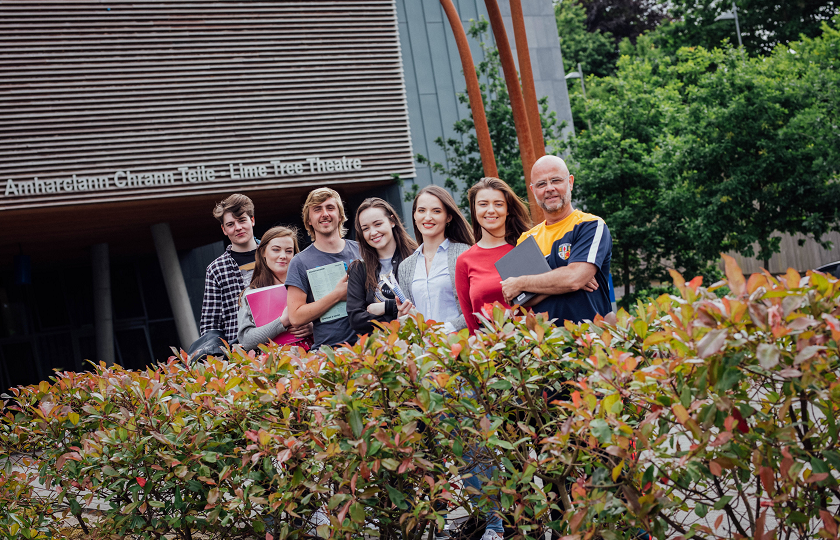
[501,155,612,324]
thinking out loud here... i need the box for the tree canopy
[419,7,840,303]
[570,20,840,298]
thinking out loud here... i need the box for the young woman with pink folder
[237,226,313,350]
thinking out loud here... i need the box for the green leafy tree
[555,0,618,77]
[571,18,840,298]
[567,51,707,300]
[651,0,839,56]
[659,35,840,268]
[576,0,665,41]
[416,19,564,210]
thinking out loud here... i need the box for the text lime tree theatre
[2,155,363,198]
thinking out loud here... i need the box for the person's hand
[396,297,414,317]
[332,274,349,301]
[290,322,313,338]
[367,302,386,316]
[279,307,290,328]
[583,277,599,292]
[500,276,523,304]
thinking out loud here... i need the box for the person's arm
[287,276,348,327]
[346,262,377,334]
[501,262,597,304]
[237,304,287,351]
[396,254,416,305]
[199,267,222,336]
[454,256,478,333]
[447,314,468,332]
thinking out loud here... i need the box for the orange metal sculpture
[439,0,498,179]
[509,0,546,156]
[483,0,543,223]
[438,0,546,223]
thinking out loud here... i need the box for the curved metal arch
[438,0,546,223]
[439,0,498,179]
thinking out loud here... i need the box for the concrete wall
[395,0,572,221]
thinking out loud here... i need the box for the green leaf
[489,379,512,391]
[680,386,691,409]
[823,450,840,471]
[348,408,363,439]
[811,457,830,474]
[695,503,708,518]
[488,436,514,450]
[715,367,741,392]
[602,393,621,415]
[590,419,612,444]
[632,318,648,338]
[452,438,464,457]
[328,493,348,510]
[642,465,655,488]
[350,502,365,523]
[385,485,408,510]
[790,511,810,524]
[713,495,733,511]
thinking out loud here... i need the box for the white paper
[306,261,348,323]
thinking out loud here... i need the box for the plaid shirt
[199,245,246,343]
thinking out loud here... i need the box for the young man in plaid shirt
[199,193,259,343]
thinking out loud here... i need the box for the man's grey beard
[537,190,569,213]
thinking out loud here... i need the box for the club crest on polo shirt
[557,243,571,260]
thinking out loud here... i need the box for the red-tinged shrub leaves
[0,258,838,540]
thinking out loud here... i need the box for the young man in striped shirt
[199,193,259,344]
[501,155,612,325]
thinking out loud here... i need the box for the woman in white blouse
[398,185,474,332]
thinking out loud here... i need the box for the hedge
[1,256,839,540]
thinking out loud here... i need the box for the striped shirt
[199,245,252,343]
[517,209,612,325]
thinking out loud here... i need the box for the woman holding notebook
[398,185,474,333]
[347,198,417,334]
[237,226,313,350]
[455,177,533,334]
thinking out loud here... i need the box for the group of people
[197,155,613,540]
[200,155,612,352]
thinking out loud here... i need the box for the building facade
[0,0,572,389]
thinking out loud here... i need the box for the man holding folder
[286,187,360,349]
[501,155,612,325]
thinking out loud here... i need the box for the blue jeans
[460,448,503,533]
[442,382,504,534]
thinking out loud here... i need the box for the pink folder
[244,285,300,346]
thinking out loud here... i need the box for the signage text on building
[3,156,364,199]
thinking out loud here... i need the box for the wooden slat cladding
[0,1,415,211]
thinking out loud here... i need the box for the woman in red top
[455,177,532,334]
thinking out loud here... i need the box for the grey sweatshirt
[236,302,286,351]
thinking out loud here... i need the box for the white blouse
[411,239,460,332]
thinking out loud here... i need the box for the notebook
[243,284,300,346]
[494,235,552,305]
[306,261,349,322]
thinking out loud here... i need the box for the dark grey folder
[495,235,552,305]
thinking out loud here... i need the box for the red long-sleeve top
[454,243,514,334]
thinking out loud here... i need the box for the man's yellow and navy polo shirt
[516,208,612,324]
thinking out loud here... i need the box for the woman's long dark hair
[467,177,532,245]
[353,198,418,293]
[411,185,474,246]
[249,226,300,291]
